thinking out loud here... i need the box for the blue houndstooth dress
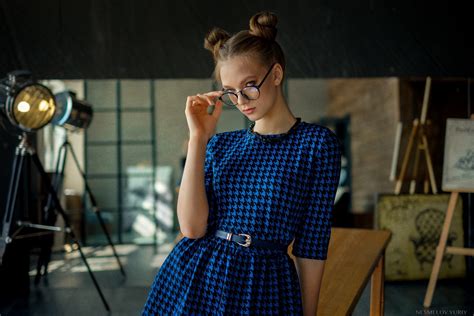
[142,120,342,315]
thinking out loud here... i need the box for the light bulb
[17,101,31,113]
[38,100,50,111]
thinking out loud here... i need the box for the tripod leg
[421,133,438,194]
[67,142,126,277]
[29,151,111,312]
[36,142,68,283]
[395,119,419,194]
[92,209,126,277]
[45,140,68,216]
[5,147,24,214]
[34,242,53,285]
[409,136,422,194]
[0,147,25,265]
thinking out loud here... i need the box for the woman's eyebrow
[222,76,256,89]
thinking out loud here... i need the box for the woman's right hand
[185,90,223,141]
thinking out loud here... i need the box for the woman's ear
[272,63,284,86]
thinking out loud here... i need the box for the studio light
[52,90,93,131]
[0,70,57,132]
[0,70,112,311]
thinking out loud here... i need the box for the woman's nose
[237,92,249,106]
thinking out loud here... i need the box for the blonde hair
[203,11,286,83]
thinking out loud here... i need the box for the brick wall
[327,78,400,214]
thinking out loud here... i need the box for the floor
[0,243,473,316]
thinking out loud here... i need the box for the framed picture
[374,193,466,281]
[442,118,474,192]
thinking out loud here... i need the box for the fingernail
[207,104,215,115]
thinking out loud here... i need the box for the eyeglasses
[219,62,277,107]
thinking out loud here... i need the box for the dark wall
[0,0,473,79]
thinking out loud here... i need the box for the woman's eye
[246,81,256,86]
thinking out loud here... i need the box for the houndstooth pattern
[142,121,342,315]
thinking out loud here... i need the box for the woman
[142,11,342,315]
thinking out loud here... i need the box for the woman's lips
[243,107,255,114]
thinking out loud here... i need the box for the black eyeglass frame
[219,62,277,107]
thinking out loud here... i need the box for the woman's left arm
[291,127,341,315]
[294,257,326,316]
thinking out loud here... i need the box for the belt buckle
[236,233,252,247]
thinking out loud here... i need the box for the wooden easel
[423,114,474,308]
[394,77,438,195]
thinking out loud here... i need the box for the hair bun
[204,27,231,61]
[249,11,278,41]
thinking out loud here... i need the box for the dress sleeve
[291,128,342,260]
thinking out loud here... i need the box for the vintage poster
[375,193,466,281]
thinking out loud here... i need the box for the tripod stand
[35,132,126,283]
[0,133,110,312]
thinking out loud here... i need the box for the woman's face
[219,56,280,121]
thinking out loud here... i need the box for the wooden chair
[288,227,392,316]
